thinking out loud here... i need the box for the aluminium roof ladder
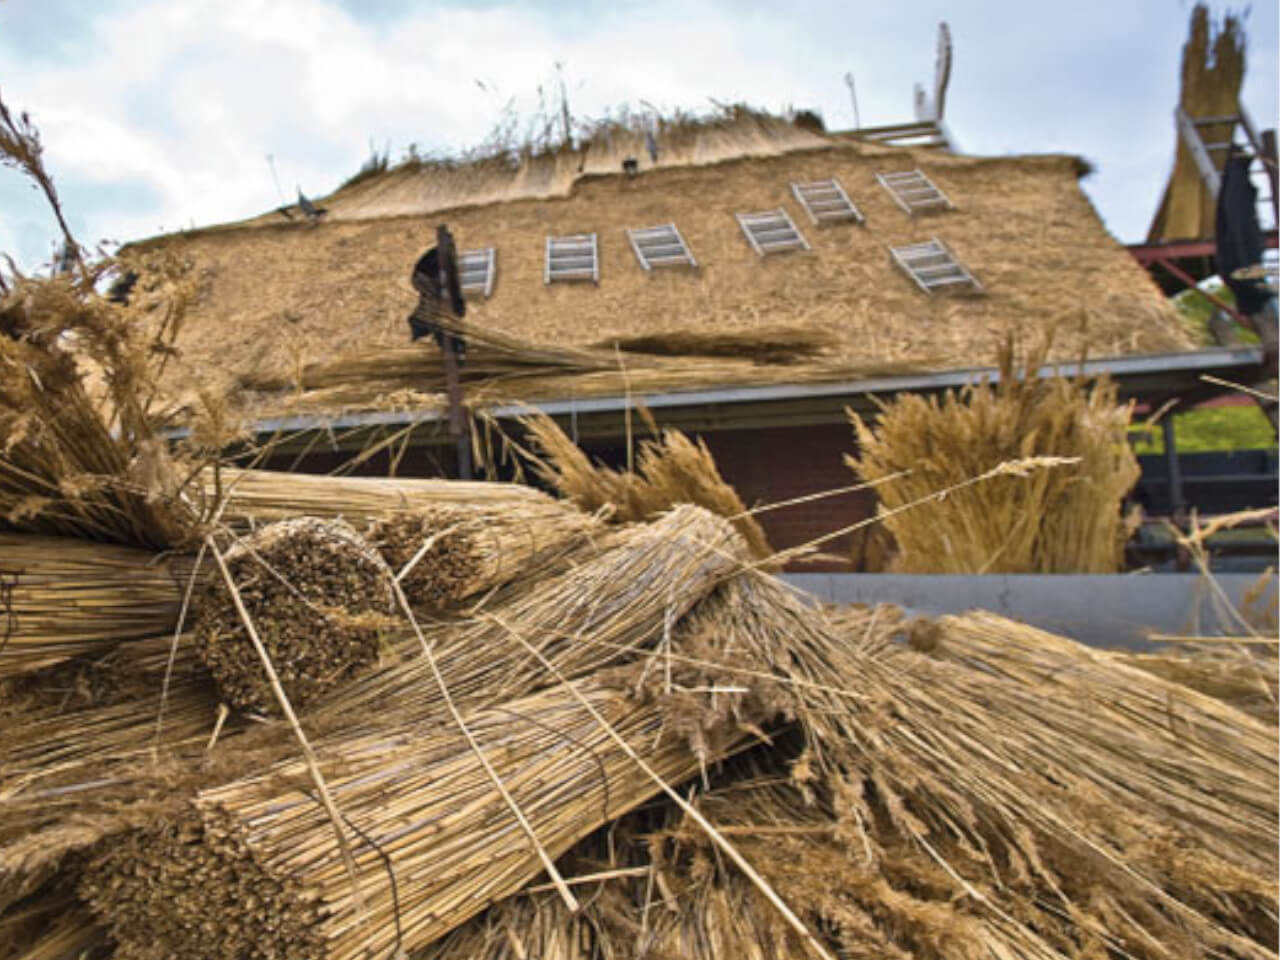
[735,208,810,256]
[1175,104,1277,226]
[458,247,496,298]
[889,237,981,294]
[626,223,697,271]
[876,169,954,216]
[791,178,865,226]
[545,234,599,284]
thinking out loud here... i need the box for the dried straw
[521,413,774,562]
[0,257,202,550]
[847,335,1140,572]
[0,532,185,676]
[1112,642,1278,724]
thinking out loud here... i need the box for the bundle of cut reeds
[522,413,774,562]
[656,576,1278,957]
[80,680,764,960]
[846,336,1139,573]
[909,610,1279,869]
[316,504,749,726]
[194,517,396,713]
[0,532,185,676]
[366,499,601,609]
[0,261,201,550]
[206,466,554,530]
[0,635,220,911]
[1113,642,1278,724]
[237,323,626,398]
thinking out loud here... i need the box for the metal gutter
[167,346,1267,442]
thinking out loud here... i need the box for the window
[545,234,599,284]
[889,238,981,294]
[626,223,697,271]
[876,169,954,216]
[736,208,810,256]
[791,178,864,225]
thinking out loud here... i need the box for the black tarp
[1214,149,1269,315]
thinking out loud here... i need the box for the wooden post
[442,344,471,479]
[435,225,473,480]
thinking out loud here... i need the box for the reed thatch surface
[125,129,1190,417]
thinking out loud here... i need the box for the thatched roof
[126,116,1193,419]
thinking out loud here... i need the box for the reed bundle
[238,322,623,399]
[1,889,109,960]
[0,532,185,677]
[420,771,1073,960]
[194,517,395,713]
[1113,643,1278,724]
[207,467,553,530]
[847,337,1139,573]
[315,505,748,729]
[0,263,201,550]
[366,499,600,609]
[0,636,220,910]
[651,576,1278,957]
[80,679,763,960]
[909,611,1280,870]
[522,413,774,561]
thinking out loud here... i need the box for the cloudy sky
[0,0,1276,271]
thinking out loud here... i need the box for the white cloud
[0,0,1276,270]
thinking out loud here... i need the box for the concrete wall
[782,572,1276,650]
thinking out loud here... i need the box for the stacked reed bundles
[420,773,1071,960]
[194,517,395,713]
[238,325,623,398]
[318,504,749,726]
[847,337,1139,572]
[0,636,220,910]
[0,532,184,676]
[1148,4,1247,243]
[206,467,554,530]
[80,680,764,960]
[655,576,1278,957]
[523,413,774,562]
[366,499,600,609]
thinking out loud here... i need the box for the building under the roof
[127,107,1271,568]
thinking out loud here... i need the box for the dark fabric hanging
[1215,149,1269,315]
[407,226,466,359]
